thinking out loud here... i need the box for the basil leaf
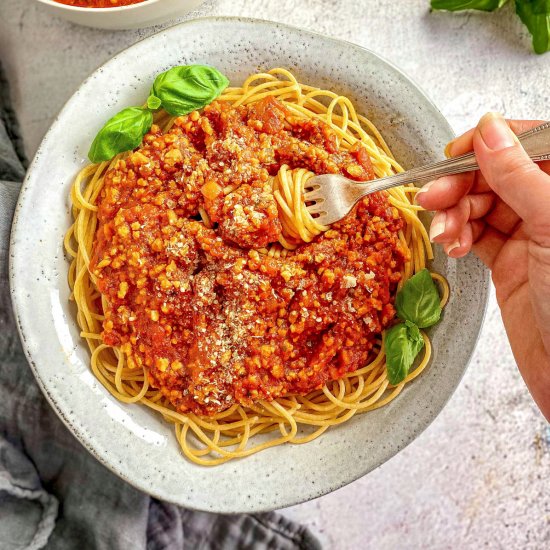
[532,0,550,13]
[88,107,153,163]
[431,0,508,10]
[384,321,425,385]
[147,95,162,110]
[516,0,550,53]
[149,65,229,116]
[396,268,442,328]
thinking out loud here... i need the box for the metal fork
[305,121,550,226]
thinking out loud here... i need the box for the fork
[304,121,550,226]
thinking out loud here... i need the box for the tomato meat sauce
[91,97,406,416]
[54,0,145,7]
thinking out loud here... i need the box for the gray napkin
[0,64,321,550]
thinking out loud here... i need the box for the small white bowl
[35,0,205,30]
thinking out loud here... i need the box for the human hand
[415,113,550,420]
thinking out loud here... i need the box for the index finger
[415,172,475,211]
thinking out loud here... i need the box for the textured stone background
[1,1,549,548]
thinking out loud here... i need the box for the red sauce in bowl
[90,97,405,416]
[53,0,146,7]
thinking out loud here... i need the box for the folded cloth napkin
[0,63,321,550]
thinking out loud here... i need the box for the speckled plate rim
[9,16,490,513]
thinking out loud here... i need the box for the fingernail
[444,140,455,158]
[415,180,436,202]
[416,177,452,198]
[415,178,452,207]
[479,112,517,151]
[429,211,447,241]
[446,239,461,255]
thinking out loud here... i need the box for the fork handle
[367,120,550,194]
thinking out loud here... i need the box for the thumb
[473,113,550,240]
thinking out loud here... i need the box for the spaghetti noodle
[65,68,448,465]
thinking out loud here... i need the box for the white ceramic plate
[10,17,489,513]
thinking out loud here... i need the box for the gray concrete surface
[1,0,549,548]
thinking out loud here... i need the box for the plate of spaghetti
[10,17,489,512]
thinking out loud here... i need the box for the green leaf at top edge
[532,0,550,15]
[396,268,442,328]
[88,106,153,163]
[150,65,229,116]
[516,0,550,54]
[384,321,425,385]
[431,0,509,11]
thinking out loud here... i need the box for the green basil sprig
[148,65,229,117]
[88,107,153,164]
[431,0,508,10]
[88,65,229,163]
[384,321,425,385]
[431,0,550,54]
[384,268,442,385]
[516,0,550,54]
[396,268,442,328]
